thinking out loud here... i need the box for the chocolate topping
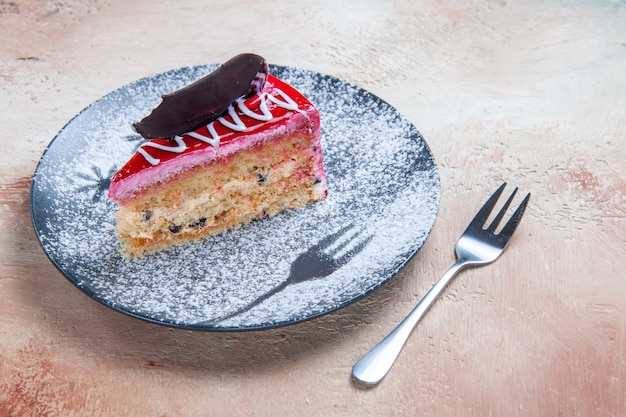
[133,53,269,139]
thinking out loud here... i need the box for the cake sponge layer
[115,133,326,257]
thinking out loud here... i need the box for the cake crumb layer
[115,132,327,258]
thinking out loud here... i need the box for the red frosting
[108,74,320,201]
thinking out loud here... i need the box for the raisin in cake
[108,53,327,258]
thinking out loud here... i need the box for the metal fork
[352,182,530,385]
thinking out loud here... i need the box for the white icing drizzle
[237,96,273,121]
[137,88,302,166]
[186,128,220,149]
[268,88,301,112]
[137,135,187,165]
[218,105,247,131]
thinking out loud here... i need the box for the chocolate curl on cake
[133,53,269,139]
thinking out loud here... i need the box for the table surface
[1,1,625,416]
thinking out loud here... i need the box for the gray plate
[30,64,440,331]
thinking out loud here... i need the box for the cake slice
[108,54,327,258]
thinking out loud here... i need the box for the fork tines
[469,182,530,240]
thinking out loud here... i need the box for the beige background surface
[1,1,625,416]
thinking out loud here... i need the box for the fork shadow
[198,224,374,327]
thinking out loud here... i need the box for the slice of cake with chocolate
[108,53,327,258]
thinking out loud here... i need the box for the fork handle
[352,259,468,385]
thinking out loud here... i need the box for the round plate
[31,64,440,331]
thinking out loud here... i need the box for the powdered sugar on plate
[31,65,440,330]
